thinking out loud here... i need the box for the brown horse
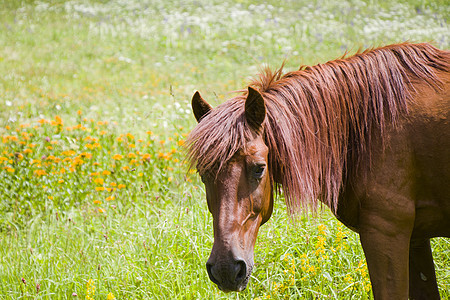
[186,43,450,299]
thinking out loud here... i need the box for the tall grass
[0,0,448,299]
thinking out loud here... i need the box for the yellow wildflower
[79,152,92,159]
[86,279,95,300]
[34,169,47,177]
[93,178,104,185]
[112,154,123,160]
[51,115,63,126]
[61,150,75,156]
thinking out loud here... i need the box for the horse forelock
[187,42,450,214]
[186,95,256,177]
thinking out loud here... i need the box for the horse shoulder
[336,74,450,236]
[407,74,450,238]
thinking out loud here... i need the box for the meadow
[0,0,449,299]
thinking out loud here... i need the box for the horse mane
[187,42,450,213]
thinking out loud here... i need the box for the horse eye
[251,164,266,179]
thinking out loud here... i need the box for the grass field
[0,0,449,299]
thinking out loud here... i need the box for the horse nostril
[234,260,247,283]
[206,262,220,285]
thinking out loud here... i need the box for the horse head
[191,87,274,292]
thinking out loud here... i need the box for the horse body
[338,75,450,299]
[187,43,450,299]
[407,79,450,239]
[338,73,450,236]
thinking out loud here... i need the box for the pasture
[0,0,448,299]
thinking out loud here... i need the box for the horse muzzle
[206,256,253,292]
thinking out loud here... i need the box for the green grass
[0,0,449,299]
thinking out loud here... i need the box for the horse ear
[245,87,266,130]
[192,91,212,122]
